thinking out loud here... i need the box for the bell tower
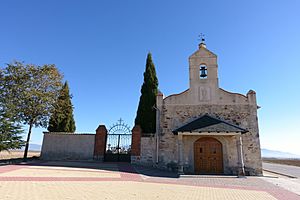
[188,37,219,103]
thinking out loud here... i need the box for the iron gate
[104,119,131,162]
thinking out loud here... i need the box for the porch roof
[172,114,248,135]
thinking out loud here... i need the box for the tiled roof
[172,114,248,135]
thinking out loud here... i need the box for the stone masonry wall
[158,104,262,175]
[136,136,156,166]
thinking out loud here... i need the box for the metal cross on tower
[198,33,205,43]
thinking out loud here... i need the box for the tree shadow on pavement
[15,160,179,178]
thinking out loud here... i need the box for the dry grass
[263,158,300,167]
[0,150,40,160]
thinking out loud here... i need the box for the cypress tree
[48,81,76,132]
[135,53,158,135]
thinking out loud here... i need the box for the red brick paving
[0,165,25,174]
[0,162,299,200]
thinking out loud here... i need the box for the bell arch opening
[199,64,208,79]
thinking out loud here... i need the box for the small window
[200,148,203,153]
[200,65,207,79]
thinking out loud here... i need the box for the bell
[200,66,207,78]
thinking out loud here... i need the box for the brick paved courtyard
[0,161,299,200]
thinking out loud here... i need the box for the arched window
[200,65,207,79]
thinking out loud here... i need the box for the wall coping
[43,132,95,135]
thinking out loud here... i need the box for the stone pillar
[236,134,245,177]
[247,90,257,105]
[93,125,107,161]
[178,134,184,174]
[131,125,141,164]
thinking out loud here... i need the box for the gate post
[94,125,107,161]
[131,125,141,164]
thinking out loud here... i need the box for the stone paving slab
[0,168,120,178]
[0,181,277,200]
[0,161,299,200]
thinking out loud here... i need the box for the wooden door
[194,137,223,174]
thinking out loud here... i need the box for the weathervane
[198,33,205,43]
[198,33,206,48]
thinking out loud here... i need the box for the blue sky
[1,1,300,154]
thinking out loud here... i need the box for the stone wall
[132,135,156,166]
[157,103,262,175]
[41,133,95,160]
[139,136,156,166]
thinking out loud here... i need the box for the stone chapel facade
[134,41,263,175]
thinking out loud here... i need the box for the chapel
[134,39,263,175]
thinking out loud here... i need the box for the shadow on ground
[11,159,180,178]
[0,156,39,166]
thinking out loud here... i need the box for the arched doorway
[104,119,131,162]
[194,137,223,174]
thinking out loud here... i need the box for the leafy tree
[0,61,63,160]
[135,53,158,134]
[0,110,24,151]
[48,81,76,132]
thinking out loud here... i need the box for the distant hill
[21,143,42,151]
[261,148,300,158]
[29,144,42,151]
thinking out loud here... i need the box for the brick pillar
[131,125,141,164]
[94,125,107,161]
